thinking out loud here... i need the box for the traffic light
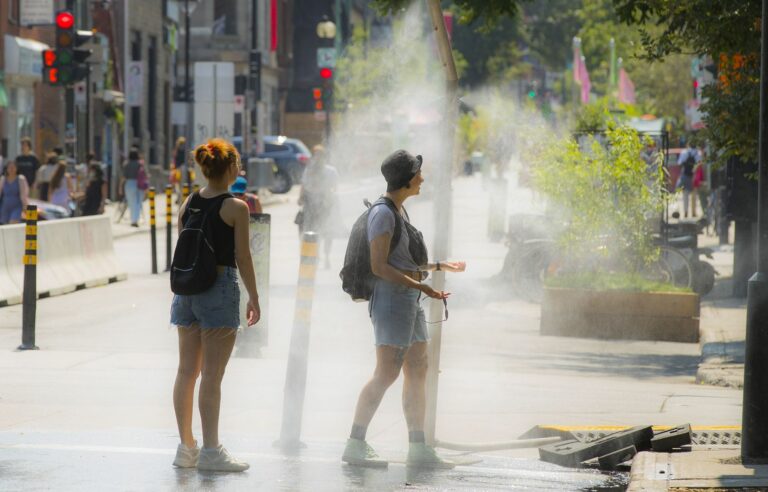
[43,10,93,86]
[312,87,323,111]
[318,68,334,110]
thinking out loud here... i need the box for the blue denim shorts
[170,267,240,329]
[369,280,428,348]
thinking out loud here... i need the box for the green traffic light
[528,90,536,98]
[58,50,73,65]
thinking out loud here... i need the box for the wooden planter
[540,287,700,343]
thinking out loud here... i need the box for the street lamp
[316,15,336,40]
[316,16,336,143]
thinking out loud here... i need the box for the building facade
[178,0,291,155]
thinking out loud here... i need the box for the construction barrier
[0,215,126,307]
[235,213,271,357]
[276,232,318,449]
[165,185,173,271]
[149,187,158,274]
[19,205,38,350]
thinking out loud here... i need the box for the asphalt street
[0,173,742,491]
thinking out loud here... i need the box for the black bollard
[19,205,39,351]
[149,187,157,274]
[165,184,172,271]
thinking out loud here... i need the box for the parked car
[257,136,312,193]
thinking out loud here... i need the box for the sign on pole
[317,48,337,68]
[21,0,53,26]
[126,61,144,107]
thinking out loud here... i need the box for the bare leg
[351,345,405,429]
[401,342,428,432]
[173,325,202,448]
[199,328,237,449]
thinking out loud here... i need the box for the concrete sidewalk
[628,447,768,490]
[695,238,747,390]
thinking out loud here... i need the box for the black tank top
[182,192,236,267]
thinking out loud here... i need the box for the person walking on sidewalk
[298,145,339,269]
[0,160,30,224]
[120,148,143,227]
[15,137,39,194]
[170,138,261,472]
[342,149,466,469]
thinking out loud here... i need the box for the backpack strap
[370,197,403,254]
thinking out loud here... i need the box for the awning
[0,71,8,108]
[4,34,49,79]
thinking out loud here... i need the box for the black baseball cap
[381,149,422,191]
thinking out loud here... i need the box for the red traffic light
[47,68,59,84]
[319,68,333,80]
[312,88,322,99]
[43,50,57,67]
[56,11,74,29]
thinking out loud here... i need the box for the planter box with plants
[540,279,700,343]
[531,119,700,343]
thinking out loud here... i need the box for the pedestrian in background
[36,152,59,202]
[230,176,262,214]
[676,142,700,218]
[170,138,260,472]
[120,148,143,227]
[47,158,73,210]
[0,160,30,224]
[693,147,710,222]
[173,137,187,202]
[343,149,466,468]
[298,145,339,268]
[77,164,107,216]
[15,137,39,194]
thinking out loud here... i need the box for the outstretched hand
[442,261,466,273]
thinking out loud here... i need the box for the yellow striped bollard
[192,183,200,195]
[149,187,157,274]
[277,231,318,449]
[182,183,190,203]
[19,205,39,350]
[165,184,172,271]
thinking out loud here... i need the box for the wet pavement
[0,430,628,491]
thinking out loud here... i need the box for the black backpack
[339,197,428,302]
[683,152,696,176]
[170,192,232,295]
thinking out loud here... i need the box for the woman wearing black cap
[342,149,466,469]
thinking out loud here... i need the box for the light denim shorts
[170,267,240,329]
[369,280,428,348]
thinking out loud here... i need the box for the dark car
[257,136,311,193]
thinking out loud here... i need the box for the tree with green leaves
[613,0,762,164]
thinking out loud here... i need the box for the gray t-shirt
[367,202,420,271]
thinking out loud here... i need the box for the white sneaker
[172,442,200,468]
[197,445,250,472]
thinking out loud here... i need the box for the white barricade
[0,225,23,306]
[0,216,126,306]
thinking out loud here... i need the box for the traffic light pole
[741,0,768,464]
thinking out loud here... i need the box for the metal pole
[277,232,319,449]
[185,0,194,188]
[122,0,130,183]
[334,0,342,54]
[424,0,458,446]
[165,184,172,271]
[18,205,39,351]
[149,187,158,274]
[213,64,218,138]
[742,0,768,464]
[609,38,616,89]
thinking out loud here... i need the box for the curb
[520,425,742,446]
[696,361,744,389]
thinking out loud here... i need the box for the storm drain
[521,425,741,446]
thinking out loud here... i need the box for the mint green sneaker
[406,443,456,469]
[342,438,388,468]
